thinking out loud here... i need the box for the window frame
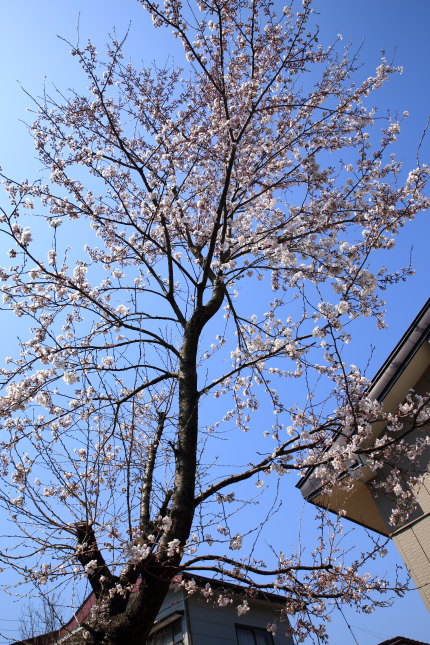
[147,612,184,645]
[235,622,275,645]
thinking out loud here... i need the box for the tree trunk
[88,574,172,644]
[77,287,225,644]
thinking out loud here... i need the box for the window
[236,625,274,645]
[147,617,184,645]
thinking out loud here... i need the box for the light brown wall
[394,512,430,610]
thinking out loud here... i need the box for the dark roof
[178,572,287,605]
[369,297,430,402]
[377,637,430,645]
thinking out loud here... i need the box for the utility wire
[335,601,359,645]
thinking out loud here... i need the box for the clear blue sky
[0,1,429,643]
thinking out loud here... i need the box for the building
[145,576,293,645]
[376,638,430,645]
[15,574,294,645]
[297,298,430,609]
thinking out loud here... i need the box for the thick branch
[74,522,117,598]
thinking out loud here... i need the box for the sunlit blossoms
[237,600,250,616]
[0,0,428,643]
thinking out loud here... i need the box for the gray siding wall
[152,588,189,645]
[185,594,293,645]
[154,588,186,622]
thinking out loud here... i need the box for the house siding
[150,589,189,645]
[152,588,186,622]
[394,511,430,610]
[185,594,293,645]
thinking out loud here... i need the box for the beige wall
[394,510,430,610]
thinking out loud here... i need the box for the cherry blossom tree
[0,0,429,643]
